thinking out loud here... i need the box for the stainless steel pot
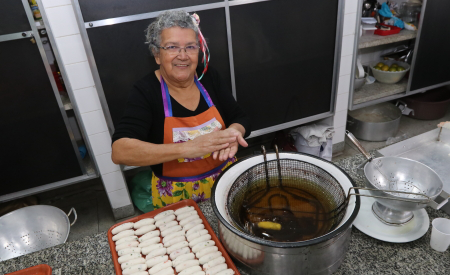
[211,152,360,275]
[347,102,402,141]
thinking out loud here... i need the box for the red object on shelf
[374,24,401,36]
[7,264,52,275]
[107,199,241,275]
[52,71,64,92]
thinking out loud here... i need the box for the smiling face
[154,26,199,85]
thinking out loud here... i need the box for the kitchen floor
[4,108,450,243]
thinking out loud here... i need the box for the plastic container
[402,87,450,120]
[371,60,410,84]
[108,199,240,275]
[7,264,52,275]
[430,218,450,252]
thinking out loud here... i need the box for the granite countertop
[1,153,450,275]
[358,30,417,49]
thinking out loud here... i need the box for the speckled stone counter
[1,153,450,275]
[358,30,417,49]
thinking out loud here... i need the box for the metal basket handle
[347,187,431,204]
[345,131,372,161]
[67,207,77,226]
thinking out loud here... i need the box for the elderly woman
[111,10,251,208]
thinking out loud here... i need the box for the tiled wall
[40,0,133,219]
[333,0,358,145]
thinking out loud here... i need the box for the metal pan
[346,130,449,225]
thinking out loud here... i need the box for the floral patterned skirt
[151,158,236,209]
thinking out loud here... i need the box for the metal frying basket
[0,205,77,261]
[226,146,348,242]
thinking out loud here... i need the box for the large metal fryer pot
[211,152,360,275]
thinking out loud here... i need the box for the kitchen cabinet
[349,0,450,111]
[229,0,337,132]
[0,1,96,201]
[73,0,343,138]
[408,0,450,92]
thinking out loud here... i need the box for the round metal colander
[0,205,77,261]
[226,147,348,241]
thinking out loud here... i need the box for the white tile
[108,188,132,209]
[338,74,351,95]
[96,152,120,174]
[73,86,101,114]
[336,93,350,111]
[341,34,355,57]
[56,34,87,65]
[81,110,108,135]
[102,171,127,193]
[88,131,112,156]
[333,110,348,128]
[333,126,346,144]
[345,0,358,14]
[65,61,95,90]
[41,0,71,9]
[339,55,353,76]
[343,13,357,36]
[45,5,79,38]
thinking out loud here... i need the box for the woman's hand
[183,130,238,159]
[212,124,248,161]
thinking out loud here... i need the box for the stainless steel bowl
[364,156,444,224]
[0,205,77,261]
[212,152,360,275]
[354,73,367,90]
[346,131,449,225]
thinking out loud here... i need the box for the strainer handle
[67,207,77,226]
[345,131,372,161]
[428,190,450,210]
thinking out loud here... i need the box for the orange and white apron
[151,76,236,208]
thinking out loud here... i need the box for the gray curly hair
[145,10,199,56]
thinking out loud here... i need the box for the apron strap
[160,76,173,117]
[194,76,214,108]
[160,75,215,118]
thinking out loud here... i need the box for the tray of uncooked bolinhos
[107,199,240,275]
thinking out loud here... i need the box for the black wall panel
[410,0,450,91]
[79,0,223,22]
[0,1,31,35]
[0,39,83,195]
[230,0,337,131]
[87,8,231,126]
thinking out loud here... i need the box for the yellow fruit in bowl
[397,66,405,71]
[376,62,385,67]
[389,67,397,72]
[391,64,398,68]
[381,65,390,71]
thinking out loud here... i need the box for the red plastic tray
[107,199,240,275]
[374,24,401,36]
[7,264,52,275]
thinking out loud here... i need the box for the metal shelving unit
[348,0,421,111]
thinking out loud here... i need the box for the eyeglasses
[158,45,200,55]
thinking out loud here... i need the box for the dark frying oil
[239,178,336,242]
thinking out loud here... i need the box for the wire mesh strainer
[0,205,77,261]
[226,146,348,242]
